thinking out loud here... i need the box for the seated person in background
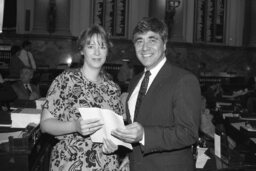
[200,96,215,138]
[0,73,17,110]
[117,60,135,92]
[11,67,40,107]
[9,45,22,78]
[204,82,223,109]
[19,40,37,70]
[232,76,256,114]
[117,60,134,83]
[245,77,256,114]
[9,41,36,78]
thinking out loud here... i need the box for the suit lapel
[126,62,173,123]
[145,62,172,97]
[135,62,173,121]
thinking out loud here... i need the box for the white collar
[144,57,166,78]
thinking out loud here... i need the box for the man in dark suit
[11,67,40,108]
[112,17,201,171]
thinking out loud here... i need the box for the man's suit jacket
[126,61,201,171]
[9,55,26,78]
[11,81,40,100]
[0,82,17,102]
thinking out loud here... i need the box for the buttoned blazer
[126,61,201,171]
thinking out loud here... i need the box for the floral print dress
[43,69,124,171]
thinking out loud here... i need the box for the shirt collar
[144,57,166,77]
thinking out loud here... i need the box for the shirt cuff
[139,131,145,145]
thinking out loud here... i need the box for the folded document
[78,107,132,150]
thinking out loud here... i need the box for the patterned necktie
[25,84,32,96]
[134,70,151,120]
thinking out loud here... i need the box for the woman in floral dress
[40,25,125,171]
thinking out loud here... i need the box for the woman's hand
[75,118,103,136]
[102,138,118,154]
[111,122,144,143]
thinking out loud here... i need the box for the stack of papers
[222,113,239,119]
[78,107,132,150]
[11,108,42,128]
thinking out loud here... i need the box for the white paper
[214,133,221,158]
[35,97,46,109]
[196,147,210,168]
[0,0,4,33]
[222,113,239,119]
[0,123,11,127]
[11,108,42,128]
[78,107,132,150]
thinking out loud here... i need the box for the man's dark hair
[132,17,168,43]
[22,40,32,48]
[11,45,21,56]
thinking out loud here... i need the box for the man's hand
[111,122,144,143]
[119,155,129,171]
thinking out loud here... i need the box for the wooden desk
[0,127,58,171]
[0,104,56,171]
[221,117,256,168]
[229,121,256,151]
[196,134,256,171]
[196,137,245,171]
[196,112,256,171]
